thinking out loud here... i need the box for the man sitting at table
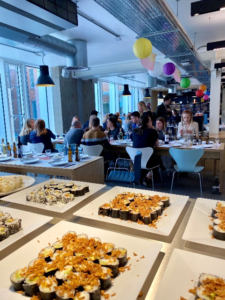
[131,111,140,128]
[65,121,84,145]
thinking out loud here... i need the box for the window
[28,68,35,88]
[0,75,6,141]
[102,82,116,117]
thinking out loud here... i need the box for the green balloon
[180,78,191,88]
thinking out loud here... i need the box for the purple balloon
[163,62,176,75]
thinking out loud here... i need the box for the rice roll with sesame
[46,195,57,206]
[10,268,26,291]
[62,193,74,204]
[0,225,9,241]
[5,218,22,235]
[26,192,36,202]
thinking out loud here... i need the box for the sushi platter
[153,249,225,300]
[0,221,162,300]
[0,206,52,251]
[1,179,106,213]
[74,186,189,237]
[183,198,225,250]
[0,175,35,197]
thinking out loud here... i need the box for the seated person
[171,109,180,124]
[29,119,57,153]
[82,110,98,130]
[71,116,80,126]
[19,118,34,144]
[102,113,109,130]
[104,117,124,140]
[65,121,84,145]
[84,115,104,132]
[131,111,140,128]
[112,114,122,128]
[123,113,132,131]
[156,117,166,140]
[115,112,122,126]
[177,110,199,139]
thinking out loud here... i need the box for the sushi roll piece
[139,213,152,225]
[53,190,62,200]
[83,185,90,193]
[52,241,63,251]
[213,224,225,240]
[65,182,74,189]
[10,268,27,291]
[45,189,54,196]
[160,196,170,207]
[112,248,127,267]
[44,184,51,190]
[76,187,85,196]
[39,246,55,262]
[45,195,57,206]
[5,218,22,235]
[55,265,73,285]
[26,192,36,202]
[110,208,120,219]
[77,233,88,240]
[212,202,225,218]
[44,262,58,277]
[154,206,162,216]
[89,237,101,248]
[23,274,40,296]
[213,219,225,226]
[129,210,139,222]
[99,267,112,290]
[39,276,58,300]
[0,225,9,241]
[70,186,78,196]
[150,209,157,221]
[37,192,46,204]
[198,273,219,287]
[28,258,46,267]
[158,201,164,210]
[55,282,75,300]
[0,211,7,222]
[61,193,74,204]
[54,184,65,191]
[119,208,129,220]
[62,188,71,194]
[49,181,58,188]
[74,291,90,300]
[103,243,115,255]
[99,257,119,278]
[98,204,111,216]
[84,281,101,300]
[123,200,130,206]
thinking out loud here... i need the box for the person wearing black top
[104,117,124,139]
[156,96,171,121]
[82,110,98,130]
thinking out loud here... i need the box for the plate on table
[80,154,89,159]
[0,175,35,197]
[74,186,189,237]
[182,198,225,250]
[0,206,52,251]
[170,143,182,147]
[22,158,40,164]
[0,156,12,162]
[0,221,162,300]
[49,160,68,166]
[153,249,225,300]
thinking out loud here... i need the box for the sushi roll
[103,243,115,255]
[23,274,40,296]
[99,267,112,290]
[49,181,58,188]
[44,184,51,190]
[5,218,22,235]
[84,280,101,300]
[45,195,57,206]
[98,204,111,216]
[77,233,88,240]
[26,192,36,202]
[112,248,127,267]
[119,208,129,220]
[55,265,73,285]
[83,185,90,193]
[158,201,164,209]
[0,225,9,241]
[90,237,101,248]
[39,246,55,262]
[213,224,225,240]
[70,186,78,196]
[160,196,170,207]
[129,210,139,222]
[28,258,46,267]
[0,211,7,222]
[54,184,65,191]
[55,282,75,300]
[150,209,157,221]
[65,182,74,189]
[139,213,152,225]
[45,189,54,196]
[52,241,63,251]
[110,207,120,219]
[61,193,74,204]
[62,188,71,194]
[74,291,90,300]
[53,190,62,200]
[212,202,225,218]
[198,273,218,287]
[44,262,58,277]
[37,192,46,204]
[99,257,119,278]
[123,200,130,206]
[154,206,162,216]
[38,276,57,300]
[10,268,27,291]
[76,187,85,196]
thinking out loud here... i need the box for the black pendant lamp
[36,65,55,87]
[144,88,151,98]
[122,84,131,96]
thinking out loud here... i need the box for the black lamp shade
[122,84,131,96]
[144,88,151,98]
[36,65,55,87]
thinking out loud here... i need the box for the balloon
[203,95,209,100]
[140,52,157,71]
[173,68,181,83]
[205,90,210,96]
[163,62,176,75]
[180,78,191,89]
[133,38,152,59]
[196,90,204,97]
[148,61,163,77]
[199,84,207,92]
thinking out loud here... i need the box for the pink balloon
[203,95,209,100]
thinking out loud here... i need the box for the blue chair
[20,135,30,145]
[106,151,142,187]
[169,148,204,196]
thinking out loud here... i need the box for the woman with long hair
[102,113,110,130]
[19,118,34,136]
[29,119,57,153]
[177,110,199,139]
[138,101,150,117]
[105,117,124,140]
[156,117,166,140]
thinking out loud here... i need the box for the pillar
[209,59,222,135]
[221,88,225,125]
[151,90,158,112]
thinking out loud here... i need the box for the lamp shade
[122,84,131,96]
[180,78,191,89]
[203,94,209,100]
[163,62,176,76]
[148,61,163,77]
[144,88,151,98]
[36,65,55,87]
[133,38,152,59]
[196,89,204,97]
[199,84,207,91]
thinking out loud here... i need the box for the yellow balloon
[133,38,152,59]
[199,84,207,92]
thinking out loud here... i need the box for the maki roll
[23,274,40,296]
[154,206,162,216]
[28,258,46,267]
[77,233,88,239]
[213,224,225,240]
[26,192,36,202]
[38,276,57,300]
[65,182,74,189]
[99,257,119,278]
[103,243,115,255]
[139,213,152,225]
[62,188,71,194]
[55,282,75,300]
[160,196,170,207]
[198,273,218,286]
[212,202,225,218]
[53,190,62,200]
[112,248,127,267]
[123,200,130,206]
[158,201,164,209]
[90,237,101,248]
[150,209,157,221]
[76,187,85,196]
[52,241,63,251]
[5,218,22,235]
[83,185,90,193]
[36,192,46,204]
[0,225,9,241]
[10,268,27,291]
[110,207,120,219]
[129,210,139,222]
[62,193,74,204]
[119,208,129,220]
[55,265,73,285]
[84,280,101,300]
[49,181,58,188]
[70,186,78,196]
[44,184,51,189]
[74,291,90,300]
[0,211,7,222]
[45,189,54,196]
[39,246,55,262]
[45,195,57,206]
[44,262,58,277]
[99,267,112,290]
[98,204,111,216]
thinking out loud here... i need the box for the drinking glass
[110,135,114,141]
[45,149,51,158]
[215,138,220,148]
[117,135,120,140]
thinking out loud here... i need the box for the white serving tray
[0,221,162,300]
[1,179,105,213]
[183,198,225,249]
[74,186,189,236]
[153,249,225,300]
[0,175,35,197]
[0,206,52,251]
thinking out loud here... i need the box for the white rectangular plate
[0,221,162,300]
[1,179,105,213]
[0,206,52,251]
[182,198,225,249]
[153,249,225,300]
[74,186,189,236]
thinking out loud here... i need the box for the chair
[126,147,162,190]
[28,142,44,154]
[82,145,103,156]
[106,151,142,187]
[169,148,204,196]
[20,135,30,145]
[22,144,30,153]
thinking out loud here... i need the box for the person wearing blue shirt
[131,111,140,129]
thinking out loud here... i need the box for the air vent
[181,61,191,67]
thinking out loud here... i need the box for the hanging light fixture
[158,91,164,100]
[36,53,55,87]
[122,84,131,96]
[144,88,151,98]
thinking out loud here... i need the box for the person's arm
[155,139,159,147]
[48,129,56,140]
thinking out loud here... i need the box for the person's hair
[126,114,131,121]
[34,119,47,137]
[92,117,100,128]
[108,117,117,128]
[19,118,34,136]
[115,112,120,117]
[71,120,81,128]
[146,102,151,106]
[156,117,166,132]
[113,114,118,122]
[181,110,193,126]
[103,113,110,123]
[172,109,178,116]
[131,111,140,118]
[138,101,149,116]
[89,115,97,129]
[164,96,171,102]
[109,113,114,117]
[134,115,151,135]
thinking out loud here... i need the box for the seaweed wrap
[150,210,157,221]
[112,247,127,267]
[110,207,120,219]
[23,274,40,296]
[99,267,112,290]
[39,246,55,262]
[65,182,74,189]
[129,210,139,222]
[83,185,90,193]
[38,276,57,300]
[84,281,101,300]
[76,187,85,196]
[70,186,78,196]
[99,257,119,278]
[213,224,225,240]
[160,196,170,207]
[119,208,129,220]
[103,243,115,255]
[98,204,111,216]
[10,268,27,291]
[139,213,152,225]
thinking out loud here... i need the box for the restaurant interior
[0,1,225,300]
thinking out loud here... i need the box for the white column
[221,88,225,125]
[209,59,222,135]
